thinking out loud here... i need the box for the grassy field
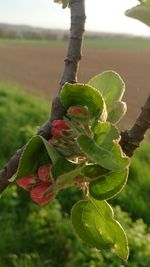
[0,36,150,49]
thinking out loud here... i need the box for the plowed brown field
[0,44,150,127]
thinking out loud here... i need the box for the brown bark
[120,94,150,157]
[0,0,86,193]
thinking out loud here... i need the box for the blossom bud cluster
[16,106,89,205]
[51,119,69,138]
[16,165,55,205]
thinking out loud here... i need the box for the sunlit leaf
[90,198,129,260]
[60,83,107,121]
[93,121,120,146]
[71,200,111,249]
[16,135,60,179]
[125,4,150,26]
[77,135,129,171]
[82,164,110,180]
[51,157,84,187]
[89,168,128,200]
[88,71,126,123]
[107,101,127,124]
[53,0,69,9]
[71,198,129,260]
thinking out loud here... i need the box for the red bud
[38,165,51,182]
[67,106,89,121]
[51,120,69,138]
[30,182,54,205]
[31,193,54,205]
[51,120,68,130]
[16,176,37,191]
[51,127,63,138]
[68,106,87,115]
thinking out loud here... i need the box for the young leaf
[88,71,125,107]
[41,137,61,164]
[125,4,150,26]
[16,135,61,179]
[60,83,107,121]
[71,200,112,249]
[89,198,129,260]
[107,101,127,124]
[71,199,129,260]
[93,121,120,146]
[53,0,69,9]
[51,157,84,187]
[82,164,110,180]
[51,157,76,179]
[77,135,129,171]
[88,71,126,123]
[89,168,128,200]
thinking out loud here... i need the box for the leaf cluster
[15,71,130,260]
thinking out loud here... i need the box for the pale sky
[0,0,150,36]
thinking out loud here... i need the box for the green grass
[111,141,150,224]
[0,38,68,47]
[1,36,150,49]
[85,37,150,49]
[0,83,50,167]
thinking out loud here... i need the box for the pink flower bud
[67,106,89,121]
[51,120,69,138]
[16,175,37,191]
[51,127,63,138]
[30,182,54,205]
[52,120,68,130]
[38,165,51,182]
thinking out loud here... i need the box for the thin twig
[0,0,86,193]
[120,94,150,157]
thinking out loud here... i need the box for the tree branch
[1,0,149,194]
[0,0,86,193]
[120,94,150,157]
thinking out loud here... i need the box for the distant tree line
[0,23,136,41]
[0,23,69,40]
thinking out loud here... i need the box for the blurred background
[0,1,150,266]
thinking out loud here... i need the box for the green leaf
[71,199,129,260]
[16,135,61,179]
[88,71,125,108]
[51,157,76,179]
[140,0,150,7]
[88,71,126,123]
[125,4,150,26]
[41,137,61,164]
[107,101,127,124]
[51,157,84,187]
[71,200,111,249]
[77,135,129,171]
[82,164,110,180]
[90,199,129,260]
[62,0,69,8]
[54,0,69,9]
[60,83,107,121]
[93,122,120,146]
[89,168,128,200]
